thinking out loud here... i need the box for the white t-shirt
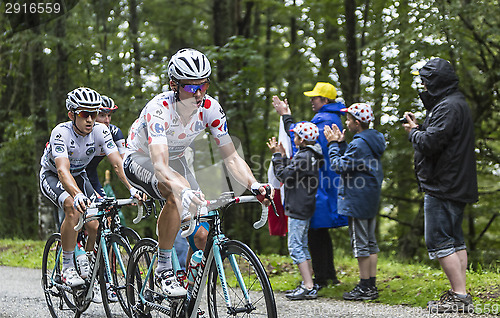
[40,121,117,175]
[126,92,232,159]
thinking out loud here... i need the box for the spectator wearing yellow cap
[272,82,347,291]
[324,102,386,301]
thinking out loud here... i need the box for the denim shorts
[287,218,311,265]
[424,194,467,260]
[349,217,379,258]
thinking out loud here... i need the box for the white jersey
[126,92,231,159]
[40,121,117,176]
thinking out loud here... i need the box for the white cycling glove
[250,182,273,203]
[129,187,141,198]
[181,188,204,212]
[73,193,89,211]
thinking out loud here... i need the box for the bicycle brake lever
[263,186,279,218]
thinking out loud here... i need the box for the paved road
[0,266,494,318]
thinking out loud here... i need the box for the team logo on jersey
[86,147,96,156]
[154,123,164,134]
[107,141,115,149]
[55,145,64,153]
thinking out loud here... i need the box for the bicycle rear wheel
[101,233,132,317]
[41,233,77,318]
[207,240,277,318]
[126,238,164,318]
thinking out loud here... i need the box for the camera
[399,117,408,124]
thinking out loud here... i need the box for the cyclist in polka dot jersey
[126,91,231,160]
[123,48,273,298]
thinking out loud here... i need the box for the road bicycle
[41,197,142,318]
[126,191,278,318]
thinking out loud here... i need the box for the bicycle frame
[135,209,255,318]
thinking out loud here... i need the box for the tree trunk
[27,18,52,238]
[129,0,142,94]
[343,0,360,105]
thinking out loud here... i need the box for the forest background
[0,0,498,268]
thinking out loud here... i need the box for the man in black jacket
[403,58,478,313]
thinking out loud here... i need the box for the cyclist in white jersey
[40,87,142,288]
[124,48,273,298]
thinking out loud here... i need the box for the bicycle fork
[212,235,252,311]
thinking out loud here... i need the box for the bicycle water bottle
[187,250,203,285]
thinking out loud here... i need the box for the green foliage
[0,0,498,267]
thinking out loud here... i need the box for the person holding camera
[403,58,478,313]
[324,103,385,301]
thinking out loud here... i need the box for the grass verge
[2,239,499,313]
[261,253,499,311]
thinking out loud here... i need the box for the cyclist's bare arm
[106,150,143,199]
[55,156,87,214]
[218,142,274,205]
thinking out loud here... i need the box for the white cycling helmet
[168,48,211,81]
[66,87,102,111]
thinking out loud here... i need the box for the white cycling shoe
[92,281,102,303]
[155,270,187,298]
[106,283,119,302]
[76,254,90,279]
[62,267,85,287]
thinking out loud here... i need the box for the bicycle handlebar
[179,193,271,238]
[74,197,141,231]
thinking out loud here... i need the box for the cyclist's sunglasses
[180,81,210,94]
[74,109,99,119]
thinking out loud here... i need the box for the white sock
[156,248,173,275]
[62,250,74,272]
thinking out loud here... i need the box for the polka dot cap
[341,103,374,123]
[291,122,319,142]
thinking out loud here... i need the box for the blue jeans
[424,194,467,260]
[288,218,311,265]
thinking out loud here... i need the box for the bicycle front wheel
[41,233,77,318]
[207,240,277,318]
[126,238,162,318]
[101,233,132,317]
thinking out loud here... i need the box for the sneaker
[92,281,102,303]
[62,267,85,287]
[285,285,317,300]
[368,286,379,299]
[427,290,474,313]
[76,254,90,279]
[343,284,377,301]
[106,283,118,302]
[155,270,187,298]
[285,282,303,295]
